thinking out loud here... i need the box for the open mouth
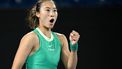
[50,19,54,23]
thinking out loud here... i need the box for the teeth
[50,19,54,23]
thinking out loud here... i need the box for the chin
[46,26,53,29]
[49,25,54,28]
[50,26,54,29]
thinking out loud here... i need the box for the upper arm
[12,32,36,69]
[57,33,70,68]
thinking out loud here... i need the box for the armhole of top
[52,32,62,46]
[33,29,41,46]
[27,30,41,57]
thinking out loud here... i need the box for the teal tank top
[26,28,61,69]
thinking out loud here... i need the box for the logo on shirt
[48,42,55,51]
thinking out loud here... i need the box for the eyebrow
[45,7,57,9]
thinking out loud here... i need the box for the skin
[12,1,80,69]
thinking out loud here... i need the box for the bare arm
[58,31,80,69]
[11,32,37,69]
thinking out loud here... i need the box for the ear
[36,12,40,18]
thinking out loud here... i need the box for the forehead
[41,1,56,9]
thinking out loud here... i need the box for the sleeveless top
[26,28,61,69]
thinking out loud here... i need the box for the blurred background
[0,0,120,69]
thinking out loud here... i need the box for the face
[36,1,58,29]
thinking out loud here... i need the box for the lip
[49,18,55,23]
[50,22,54,25]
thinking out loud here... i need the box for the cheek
[40,11,48,17]
[56,13,58,17]
[54,13,58,20]
[40,14,48,20]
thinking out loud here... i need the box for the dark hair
[27,0,53,29]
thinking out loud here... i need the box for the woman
[12,0,80,69]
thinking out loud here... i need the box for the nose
[49,11,55,17]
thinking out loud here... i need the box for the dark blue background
[0,0,122,8]
[0,0,120,69]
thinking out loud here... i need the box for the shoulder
[20,31,38,45]
[22,31,36,40]
[55,32,65,39]
[54,32,68,44]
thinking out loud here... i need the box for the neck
[38,26,51,38]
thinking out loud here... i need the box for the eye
[53,9,57,12]
[46,9,50,12]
